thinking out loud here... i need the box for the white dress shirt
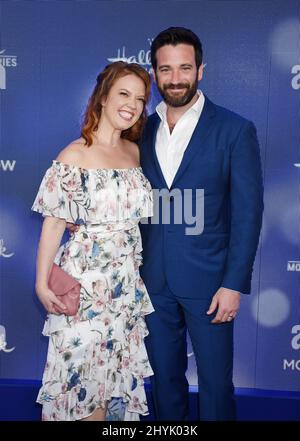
[155,90,205,188]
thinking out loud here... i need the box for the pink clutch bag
[48,263,81,316]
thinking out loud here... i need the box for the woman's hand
[66,222,79,234]
[35,285,67,315]
[35,216,67,315]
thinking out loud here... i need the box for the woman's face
[101,73,146,131]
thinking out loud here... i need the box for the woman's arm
[35,216,68,314]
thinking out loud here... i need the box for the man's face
[153,43,203,107]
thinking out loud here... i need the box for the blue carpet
[0,380,299,421]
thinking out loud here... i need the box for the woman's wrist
[35,281,48,292]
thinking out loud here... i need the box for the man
[139,27,264,421]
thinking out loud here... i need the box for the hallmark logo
[287,261,300,272]
[0,160,16,171]
[0,325,15,353]
[0,239,14,258]
[108,39,152,71]
[0,50,17,90]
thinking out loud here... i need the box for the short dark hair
[151,27,203,72]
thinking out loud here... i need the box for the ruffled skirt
[37,222,154,421]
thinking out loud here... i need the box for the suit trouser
[145,283,236,421]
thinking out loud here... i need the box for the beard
[156,77,198,107]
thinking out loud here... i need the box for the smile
[118,110,135,121]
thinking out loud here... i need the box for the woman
[32,61,154,421]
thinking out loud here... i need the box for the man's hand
[66,222,79,234]
[207,287,240,324]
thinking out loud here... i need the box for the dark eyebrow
[158,63,193,70]
[158,65,171,70]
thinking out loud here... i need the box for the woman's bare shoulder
[55,138,86,166]
[123,139,140,165]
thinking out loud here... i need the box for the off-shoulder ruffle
[31,160,153,224]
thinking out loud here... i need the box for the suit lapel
[171,96,217,188]
[148,113,169,188]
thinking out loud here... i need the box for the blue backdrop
[0,0,299,393]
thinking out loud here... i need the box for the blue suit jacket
[139,96,264,299]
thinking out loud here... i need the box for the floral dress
[31,160,154,421]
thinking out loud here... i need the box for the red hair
[81,61,151,146]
